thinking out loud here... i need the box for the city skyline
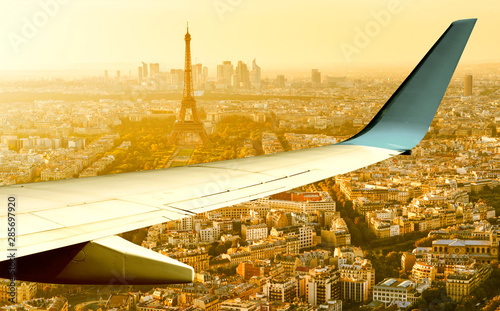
[0,0,499,73]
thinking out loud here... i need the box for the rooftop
[375,278,414,289]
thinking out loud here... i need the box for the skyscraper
[192,63,203,85]
[202,66,208,84]
[142,62,149,78]
[150,63,160,78]
[235,61,250,88]
[250,58,261,88]
[464,74,473,96]
[217,61,233,88]
[312,69,321,85]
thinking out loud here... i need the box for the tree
[215,244,228,256]
[232,238,242,248]
[208,242,219,257]
[385,251,400,269]
[415,236,434,247]
[223,240,232,249]
[483,295,500,311]
[232,221,242,234]
[420,287,453,309]
[456,296,476,311]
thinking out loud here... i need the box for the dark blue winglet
[340,19,476,152]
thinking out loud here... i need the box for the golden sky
[0,0,499,72]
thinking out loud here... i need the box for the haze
[0,0,499,73]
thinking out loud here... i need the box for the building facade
[446,265,492,302]
[373,278,414,306]
[306,266,341,306]
[264,277,297,303]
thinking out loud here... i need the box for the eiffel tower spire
[183,22,194,101]
[168,23,210,146]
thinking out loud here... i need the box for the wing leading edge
[0,19,476,284]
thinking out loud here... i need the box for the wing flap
[0,236,194,284]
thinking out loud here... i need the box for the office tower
[138,67,143,83]
[202,66,208,84]
[116,70,121,82]
[192,63,203,84]
[312,69,321,85]
[150,63,160,77]
[231,74,240,88]
[168,24,210,146]
[217,64,223,83]
[464,74,473,96]
[142,61,148,78]
[217,61,233,88]
[235,60,250,88]
[104,70,109,82]
[250,58,261,87]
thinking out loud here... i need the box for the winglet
[340,19,476,151]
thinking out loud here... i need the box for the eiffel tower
[168,24,210,146]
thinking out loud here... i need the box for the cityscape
[1,2,500,311]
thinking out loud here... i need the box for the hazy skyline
[0,0,499,73]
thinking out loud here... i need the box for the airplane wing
[0,19,476,285]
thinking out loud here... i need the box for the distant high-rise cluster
[101,31,266,90]
[135,61,208,90]
[103,69,121,83]
[138,62,160,83]
[217,59,262,89]
[464,74,473,97]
